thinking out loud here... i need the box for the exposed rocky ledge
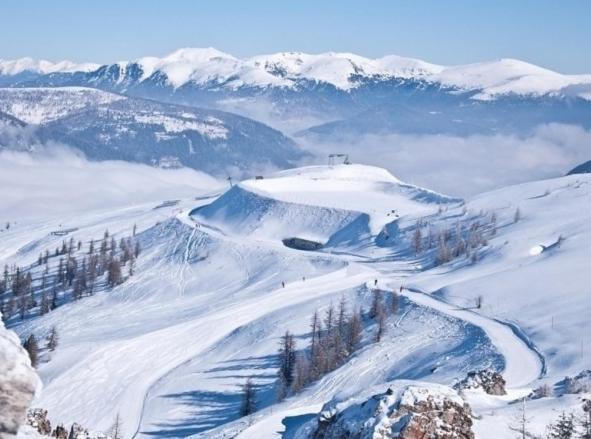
[454,369,507,396]
[308,384,474,439]
[0,319,39,439]
[20,409,111,439]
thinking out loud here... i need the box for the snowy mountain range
[2,48,591,135]
[0,87,304,175]
[3,48,590,97]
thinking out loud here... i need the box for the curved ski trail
[399,287,542,388]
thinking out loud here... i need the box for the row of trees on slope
[514,399,591,439]
[0,227,141,323]
[410,207,521,266]
[239,289,400,417]
[22,326,58,368]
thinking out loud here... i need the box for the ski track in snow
[178,223,197,296]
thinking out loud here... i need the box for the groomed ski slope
[6,164,590,438]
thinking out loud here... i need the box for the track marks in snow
[400,287,542,388]
[178,225,198,296]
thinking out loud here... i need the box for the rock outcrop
[25,410,51,436]
[0,318,39,439]
[22,409,111,439]
[310,384,474,439]
[454,369,507,395]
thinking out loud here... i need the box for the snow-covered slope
[0,87,123,124]
[3,163,590,439]
[129,48,289,89]
[435,58,591,100]
[411,173,591,378]
[195,164,460,242]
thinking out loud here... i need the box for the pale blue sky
[1,0,590,73]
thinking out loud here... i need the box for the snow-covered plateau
[1,160,590,438]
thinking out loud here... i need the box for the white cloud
[299,124,591,197]
[0,145,222,221]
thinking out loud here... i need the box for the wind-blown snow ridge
[3,48,591,98]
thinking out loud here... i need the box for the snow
[400,288,541,388]
[529,244,545,256]
[235,164,461,235]
[3,161,590,439]
[376,54,445,77]
[399,383,463,407]
[435,58,591,99]
[134,47,290,89]
[0,87,124,124]
[134,114,228,139]
[250,51,390,90]
[411,173,591,379]
[0,57,99,75]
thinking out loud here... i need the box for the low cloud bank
[299,124,591,197]
[0,145,221,221]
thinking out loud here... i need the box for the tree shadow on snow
[140,354,278,438]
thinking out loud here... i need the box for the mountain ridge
[2,48,591,99]
[0,86,306,176]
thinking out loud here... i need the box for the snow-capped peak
[435,57,591,99]
[132,47,288,89]
[248,51,390,89]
